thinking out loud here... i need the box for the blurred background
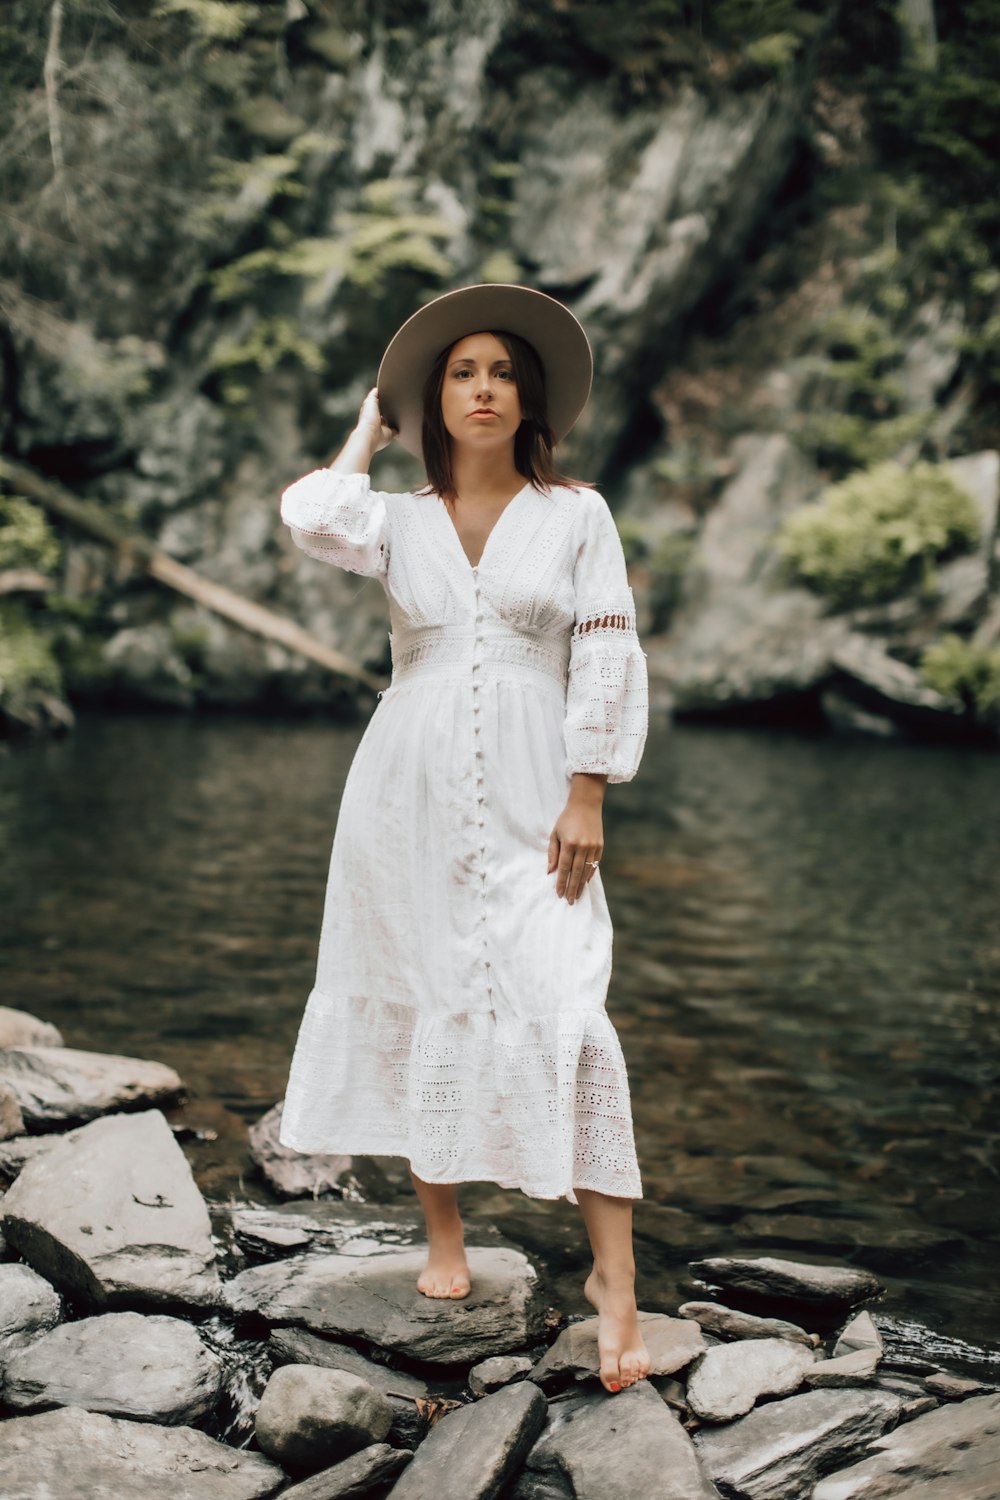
[1,0,997,1367]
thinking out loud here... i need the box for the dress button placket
[471,568,493,1015]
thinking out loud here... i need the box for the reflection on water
[1,712,998,1356]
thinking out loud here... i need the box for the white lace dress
[277,469,648,1204]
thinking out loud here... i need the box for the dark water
[1,711,998,1367]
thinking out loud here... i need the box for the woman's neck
[448,445,524,504]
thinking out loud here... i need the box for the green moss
[0,600,64,722]
[920,633,1000,720]
[0,495,61,574]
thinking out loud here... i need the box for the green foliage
[152,0,262,44]
[776,461,982,607]
[743,32,802,73]
[208,317,324,405]
[0,600,64,722]
[0,496,61,575]
[920,633,1000,720]
[615,518,696,630]
[798,411,929,473]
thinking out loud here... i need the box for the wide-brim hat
[376,283,593,460]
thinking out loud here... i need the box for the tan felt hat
[376,282,593,460]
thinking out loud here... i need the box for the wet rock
[804,1348,881,1387]
[268,1326,430,1448]
[2,1310,223,1424]
[690,1254,882,1308]
[0,1262,62,1350]
[227,1200,430,1260]
[0,1045,185,1128]
[225,1245,545,1364]
[924,1371,991,1400]
[0,1084,25,1140]
[248,1102,391,1202]
[255,1364,393,1474]
[529,1312,704,1392]
[279,1443,412,1500]
[2,1109,221,1311]
[678,1300,817,1347]
[834,1310,884,1358]
[0,1404,284,1498]
[513,1380,718,1500]
[813,1391,1000,1499]
[693,1387,903,1500]
[390,1379,546,1500]
[686,1336,816,1421]
[0,1007,63,1049]
[469,1354,535,1397]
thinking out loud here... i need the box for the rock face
[2,1109,221,1311]
[469,1354,535,1397]
[0,1404,284,1500]
[389,1379,547,1500]
[529,1312,704,1391]
[0,1007,63,1049]
[0,1045,185,1128]
[254,1364,393,1474]
[689,1255,882,1308]
[248,1102,390,1202]
[0,1262,62,1350]
[1,1311,223,1424]
[225,1246,545,1364]
[278,1444,412,1500]
[679,1300,816,1346]
[685,1337,816,1422]
[813,1392,1000,1499]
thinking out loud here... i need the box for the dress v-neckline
[437,482,532,573]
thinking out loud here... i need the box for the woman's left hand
[548,774,607,904]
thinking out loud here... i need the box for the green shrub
[920,633,1000,719]
[0,495,61,575]
[0,600,64,722]
[776,460,981,607]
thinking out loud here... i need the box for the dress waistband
[389,623,569,688]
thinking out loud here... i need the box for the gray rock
[255,1363,392,1473]
[2,1310,223,1424]
[813,1391,1000,1499]
[227,1200,430,1260]
[679,1300,817,1347]
[804,1348,881,1387]
[0,1404,284,1499]
[389,1379,547,1500]
[924,1371,991,1400]
[2,1109,221,1311]
[0,1007,63,1049]
[0,1262,62,1350]
[102,623,197,709]
[278,1444,412,1500]
[225,1245,544,1364]
[833,1310,885,1358]
[529,1312,704,1392]
[0,1045,185,1128]
[0,1133,57,1179]
[690,1255,882,1308]
[268,1326,429,1448]
[513,1380,719,1500]
[0,1084,25,1139]
[693,1387,903,1500]
[469,1354,535,1397]
[248,1102,391,1202]
[686,1336,816,1421]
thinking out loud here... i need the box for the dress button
[477,794,485,803]
[477,816,485,827]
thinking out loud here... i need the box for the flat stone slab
[0,1045,185,1127]
[279,1443,412,1499]
[0,1404,284,1500]
[225,1245,544,1364]
[813,1391,1000,1499]
[514,1380,719,1500]
[694,1387,904,1500]
[0,1262,62,1349]
[390,1379,547,1500]
[690,1255,882,1308]
[833,1310,884,1358]
[805,1348,881,1388]
[249,1102,390,1201]
[2,1109,221,1311]
[679,1300,817,1346]
[529,1312,704,1391]
[269,1326,431,1448]
[0,1007,63,1049]
[227,1201,433,1260]
[686,1336,816,1421]
[2,1310,223,1424]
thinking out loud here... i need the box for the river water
[1,711,998,1366]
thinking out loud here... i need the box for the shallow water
[1,711,998,1364]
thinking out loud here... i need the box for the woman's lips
[469,410,499,419]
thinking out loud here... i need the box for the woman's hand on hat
[357,387,397,454]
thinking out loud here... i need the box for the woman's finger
[565,847,589,904]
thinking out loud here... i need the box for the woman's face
[439,331,522,452]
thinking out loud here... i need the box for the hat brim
[376,283,593,461]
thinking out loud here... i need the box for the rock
[2,1310,223,1424]
[278,1444,412,1500]
[804,1348,881,1387]
[690,1255,882,1308]
[513,1379,719,1500]
[268,1327,430,1449]
[833,1310,885,1358]
[686,1336,816,1422]
[0,1262,62,1350]
[0,1133,56,1179]
[678,1300,817,1346]
[226,1200,435,1260]
[0,1007,63,1049]
[924,1371,991,1400]
[469,1354,535,1397]
[0,1084,25,1139]
[813,1391,1000,1499]
[0,1045,185,1128]
[225,1246,545,1364]
[529,1312,704,1392]
[389,1379,547,1500]
[255,1364,393,1474]
[0,1404,284,1498]
[829,634,961,727]
[2,1109,221,1311]
[101,623,197,709]
[693,1387,903,1500]
[248,1102,391,1202]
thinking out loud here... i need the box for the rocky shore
[1,1004,997,1500]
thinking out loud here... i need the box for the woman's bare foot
[583,1264,651,1393]
[417,1231,471,1299]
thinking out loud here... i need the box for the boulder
[469,1354,535,1397]
[389,1379,546,1500]
[227,1199,431,1260]
[686,1336,816,1422]
[268,1327,429,1448]
[248,1102,391,1202]
[0,1045,184,1128]
[804,1347,881,1387]
[225,1245,545,1364]
[255,1364,392,1474]
[0,1007,63,1049]
[0,1404,283,1499]
[924,1371,990,1400]
[2,1310,223,1424]
[278,1444,412,1500]
[2,1109,221,1311]
[813,1391,1000,1500]
[689,1255,882,1308]
[0,1261,62,1350]
[678,1300,817,1346]
[529,1312,704,1392]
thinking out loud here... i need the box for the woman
[278,283,651,1394]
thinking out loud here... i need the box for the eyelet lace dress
[277,470,649,1204]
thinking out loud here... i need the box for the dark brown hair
[414,329,593,502]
